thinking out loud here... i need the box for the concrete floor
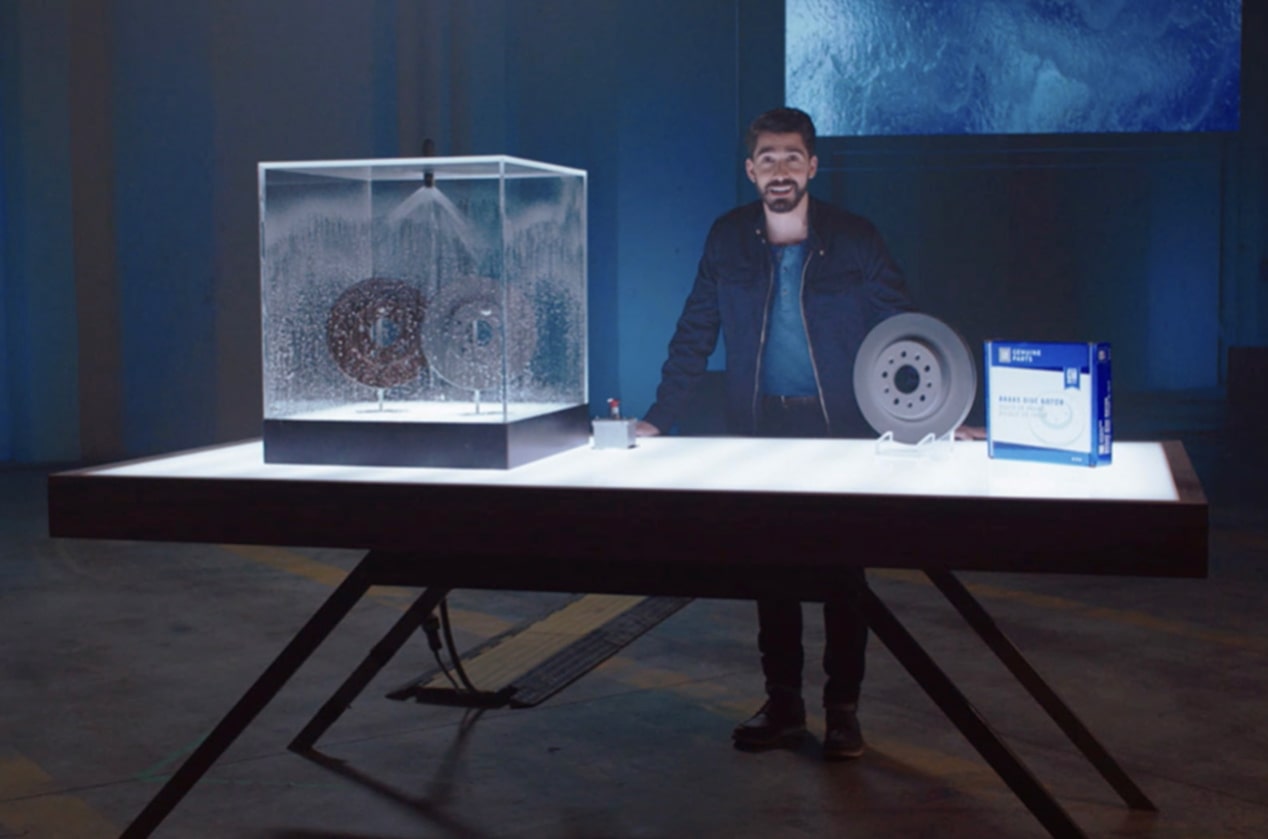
[3,391,1266,838]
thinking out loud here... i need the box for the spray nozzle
[422,137,436,188]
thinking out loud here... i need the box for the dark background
[2,0,1264,462]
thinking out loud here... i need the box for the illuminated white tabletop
[84,438,1180,501]
[48,437,1206,582]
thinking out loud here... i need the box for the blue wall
[1,0,1265,462]
[2,1,81,463]
[487,1,739,420]
[112,0,218,455]
[0,5,11,462]
[818,137,1226,396]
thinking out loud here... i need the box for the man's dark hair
[745,107,817,158]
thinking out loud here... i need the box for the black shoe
[822,703,864,760]
[732,696,807,750]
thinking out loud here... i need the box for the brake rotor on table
[852,312,977,444]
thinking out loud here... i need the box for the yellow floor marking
[0,750,119,838]
[862,735,1000,783]
[422,594,647,688]
[871,569,1268,654]
[222,544,368,589]
[217,544,514,635]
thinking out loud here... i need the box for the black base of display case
[263,404,591,469]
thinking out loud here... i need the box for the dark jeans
[755,395,868,706]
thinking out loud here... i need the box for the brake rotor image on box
[852,312,977,444]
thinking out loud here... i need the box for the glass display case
[259,156,589,468]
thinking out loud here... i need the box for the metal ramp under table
[386,593,695,708]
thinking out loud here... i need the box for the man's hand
[634,420,661,437]
[954,425,987,441]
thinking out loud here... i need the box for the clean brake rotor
[852,312,976,444]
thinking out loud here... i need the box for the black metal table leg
[120,557,375,839]
[925,569,1156,811]
[290,581,450,752]
[863,587,1086,839]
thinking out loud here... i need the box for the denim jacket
[643,197,916,437]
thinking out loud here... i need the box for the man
[635,107,915,760]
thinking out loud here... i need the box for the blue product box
[985,341,1112,467]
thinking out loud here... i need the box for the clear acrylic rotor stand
[874,429,957,461]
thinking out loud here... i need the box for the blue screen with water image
[787,0,1241,136]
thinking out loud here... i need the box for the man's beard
[761,180,806,213]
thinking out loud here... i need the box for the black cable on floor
[440,597,480,693]
[422,609,462,692]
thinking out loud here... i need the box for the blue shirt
[760,242,818,396]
